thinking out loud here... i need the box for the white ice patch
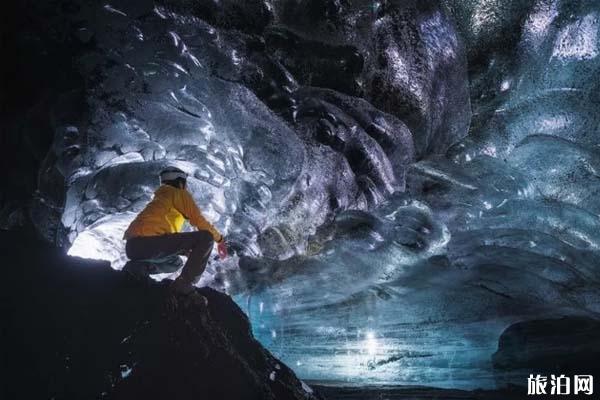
[120,364,133,379]
[538,115,570,132]
[481,145,497,158]
[67,213,135,268]
[552,13,599,61]
[420,11,458,61]
[103,4,127,17]
[100,152,145,169]
[386,47,410,87]
[523,0,559,50]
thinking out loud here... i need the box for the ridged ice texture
[228,0,600,389]
[45,0,467,265]
[41,0,470,265]
[36,0,599,391]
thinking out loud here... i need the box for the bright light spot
[500,80,511,92]
[365,331,378,356]
[153,5,168,19]
[231,49,241,66]
[120,364,133,379]
[168,31,180,47]
[67,213,135,269]
[482,146,497,157]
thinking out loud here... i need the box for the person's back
[122,167,227,295]
[124,185,181,239]
[124,184,222,241]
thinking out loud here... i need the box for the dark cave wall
[1,1,89,236]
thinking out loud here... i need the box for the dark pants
[124,231,214,286]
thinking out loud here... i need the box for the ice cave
[3,0,600,396]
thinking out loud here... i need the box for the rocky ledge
[492,316,600,388]
[1,229,320,400]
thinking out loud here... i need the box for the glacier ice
[31,0,600,390]
[47,0,465,265]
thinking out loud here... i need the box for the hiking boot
[169,279,208,307]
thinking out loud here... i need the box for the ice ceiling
[36,0,600,390]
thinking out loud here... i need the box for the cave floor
[312,384,527,400]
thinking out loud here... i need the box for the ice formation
[33,0,600,390]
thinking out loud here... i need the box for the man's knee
[123,260,149,277]
[192,230,214,246]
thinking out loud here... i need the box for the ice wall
[31,0,600,390]
[230,0,600,388]
[36,0,468,266]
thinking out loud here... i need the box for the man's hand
[217,240,228,260]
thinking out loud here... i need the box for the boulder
[492,317,600,388]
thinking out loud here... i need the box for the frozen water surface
[33,0,600,390]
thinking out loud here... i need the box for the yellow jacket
[123,184,223,242]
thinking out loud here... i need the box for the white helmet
[159,167,187,183]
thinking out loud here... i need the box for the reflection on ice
[552,13,599,61]
[32,0,600,390]
[524,0,558,41]
[232,153,600,388]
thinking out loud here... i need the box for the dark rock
[1,1,88,234]
[1,229,321,400]
[492,317,600,387]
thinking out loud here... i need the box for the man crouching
[122,167,227,295]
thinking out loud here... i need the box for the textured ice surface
[44,0,471,265]
[34,0,600,390]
